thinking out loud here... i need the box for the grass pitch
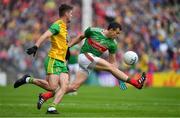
[0,85,180,117]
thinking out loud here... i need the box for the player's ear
[64,12,68,17]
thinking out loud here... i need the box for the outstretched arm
[35,30,53,47]
[68,34,85,47]
[26,30,53,56]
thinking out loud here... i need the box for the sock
[26,77,33,83]
[126,78,139,87]
[50,103,56,107]
[41,91,54,101]
[48,103,57,111]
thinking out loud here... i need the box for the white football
[123,51,138,65]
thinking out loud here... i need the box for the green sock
[26,76,34,83]
[29,77,34,83]
[25,76,34,83]
[49,103,56,108]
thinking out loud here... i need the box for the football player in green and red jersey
[37,22,146,110]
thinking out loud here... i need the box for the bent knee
[50,87,57,91]
[61,85,69,92]
[48,85,59,91]
[66,83,79,93]
[70,83,80,91]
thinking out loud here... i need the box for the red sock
[41,91,54,101]
[127,78,139,87]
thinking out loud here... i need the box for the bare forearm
[35,35,46,47]
[35,30,52,47]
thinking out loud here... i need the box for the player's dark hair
[107,22,122,30]
[59,4,73,17]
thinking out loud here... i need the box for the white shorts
[78,53,100,74]
[68,63,79,74]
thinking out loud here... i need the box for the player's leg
[67,64,78,95]
[14,74,54,91]
[37,91,54,110]
[37,74,61,111]
[41,65,88,93]
[66,69,88,93]
[46,73,69,114]
[37,56,63,109]
[37,77,62,110]
[37,69,88,110]
[14,57,59,91]
[37,74,60,110]
[38,69,88,103]
[93,59,129,81]
[37,54,90,110]
[94,58,146,89]
[66,54,90,93]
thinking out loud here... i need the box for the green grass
[0,85,180,117]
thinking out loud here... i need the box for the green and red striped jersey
[80,27,117,57]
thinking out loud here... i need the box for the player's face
[66,10,73,23]
[108,28,121,39]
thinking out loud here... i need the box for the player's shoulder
[53,20,63,24]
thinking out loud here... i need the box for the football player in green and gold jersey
[14,4,73,114]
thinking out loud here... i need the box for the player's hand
[65,47,70,61]
[26,45,38,57]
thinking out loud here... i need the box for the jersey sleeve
[84,27,91,38]
[109,43,117,54]
[48,23,60,35]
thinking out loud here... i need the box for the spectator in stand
[0,0,82,79]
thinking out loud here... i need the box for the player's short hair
[59,4,73,17]
[107,22,122,31]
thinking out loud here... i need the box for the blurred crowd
[0,0,179,84]
[0,0,81,81]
